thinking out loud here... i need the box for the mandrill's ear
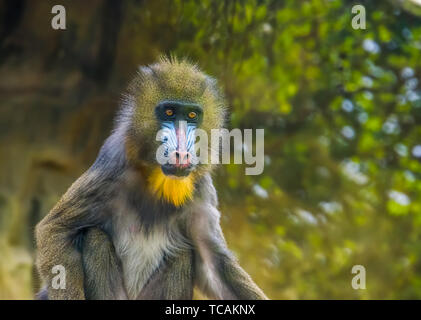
[138,65,160,82]
[139,64,162,76]
[139,66,153,76]
[203,76,219,96]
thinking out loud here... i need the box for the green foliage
[141,0,421,299]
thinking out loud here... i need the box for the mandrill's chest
[110,196,188,299]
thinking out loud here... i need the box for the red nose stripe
[176,127,187,152]
[175,128,190,167]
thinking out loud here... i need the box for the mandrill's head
[121,57,226,207]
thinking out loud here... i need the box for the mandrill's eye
[165,109,174,117]
[188,111,197,119]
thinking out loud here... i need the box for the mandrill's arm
[82,228,127,300]
[191,203,268,300]
[35,171,111,300]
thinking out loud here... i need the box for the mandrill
[35,57,268,300]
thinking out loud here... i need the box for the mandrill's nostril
[171,151,191,167]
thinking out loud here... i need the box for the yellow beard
[147,167,194,207]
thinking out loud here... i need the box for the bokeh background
[1,0,421,299]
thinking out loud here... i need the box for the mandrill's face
[125,58,226,207]
[155,100,203,178]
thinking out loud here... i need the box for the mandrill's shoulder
[194,173,219,207]
[40,132,128,224]
[91,128,128,175]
